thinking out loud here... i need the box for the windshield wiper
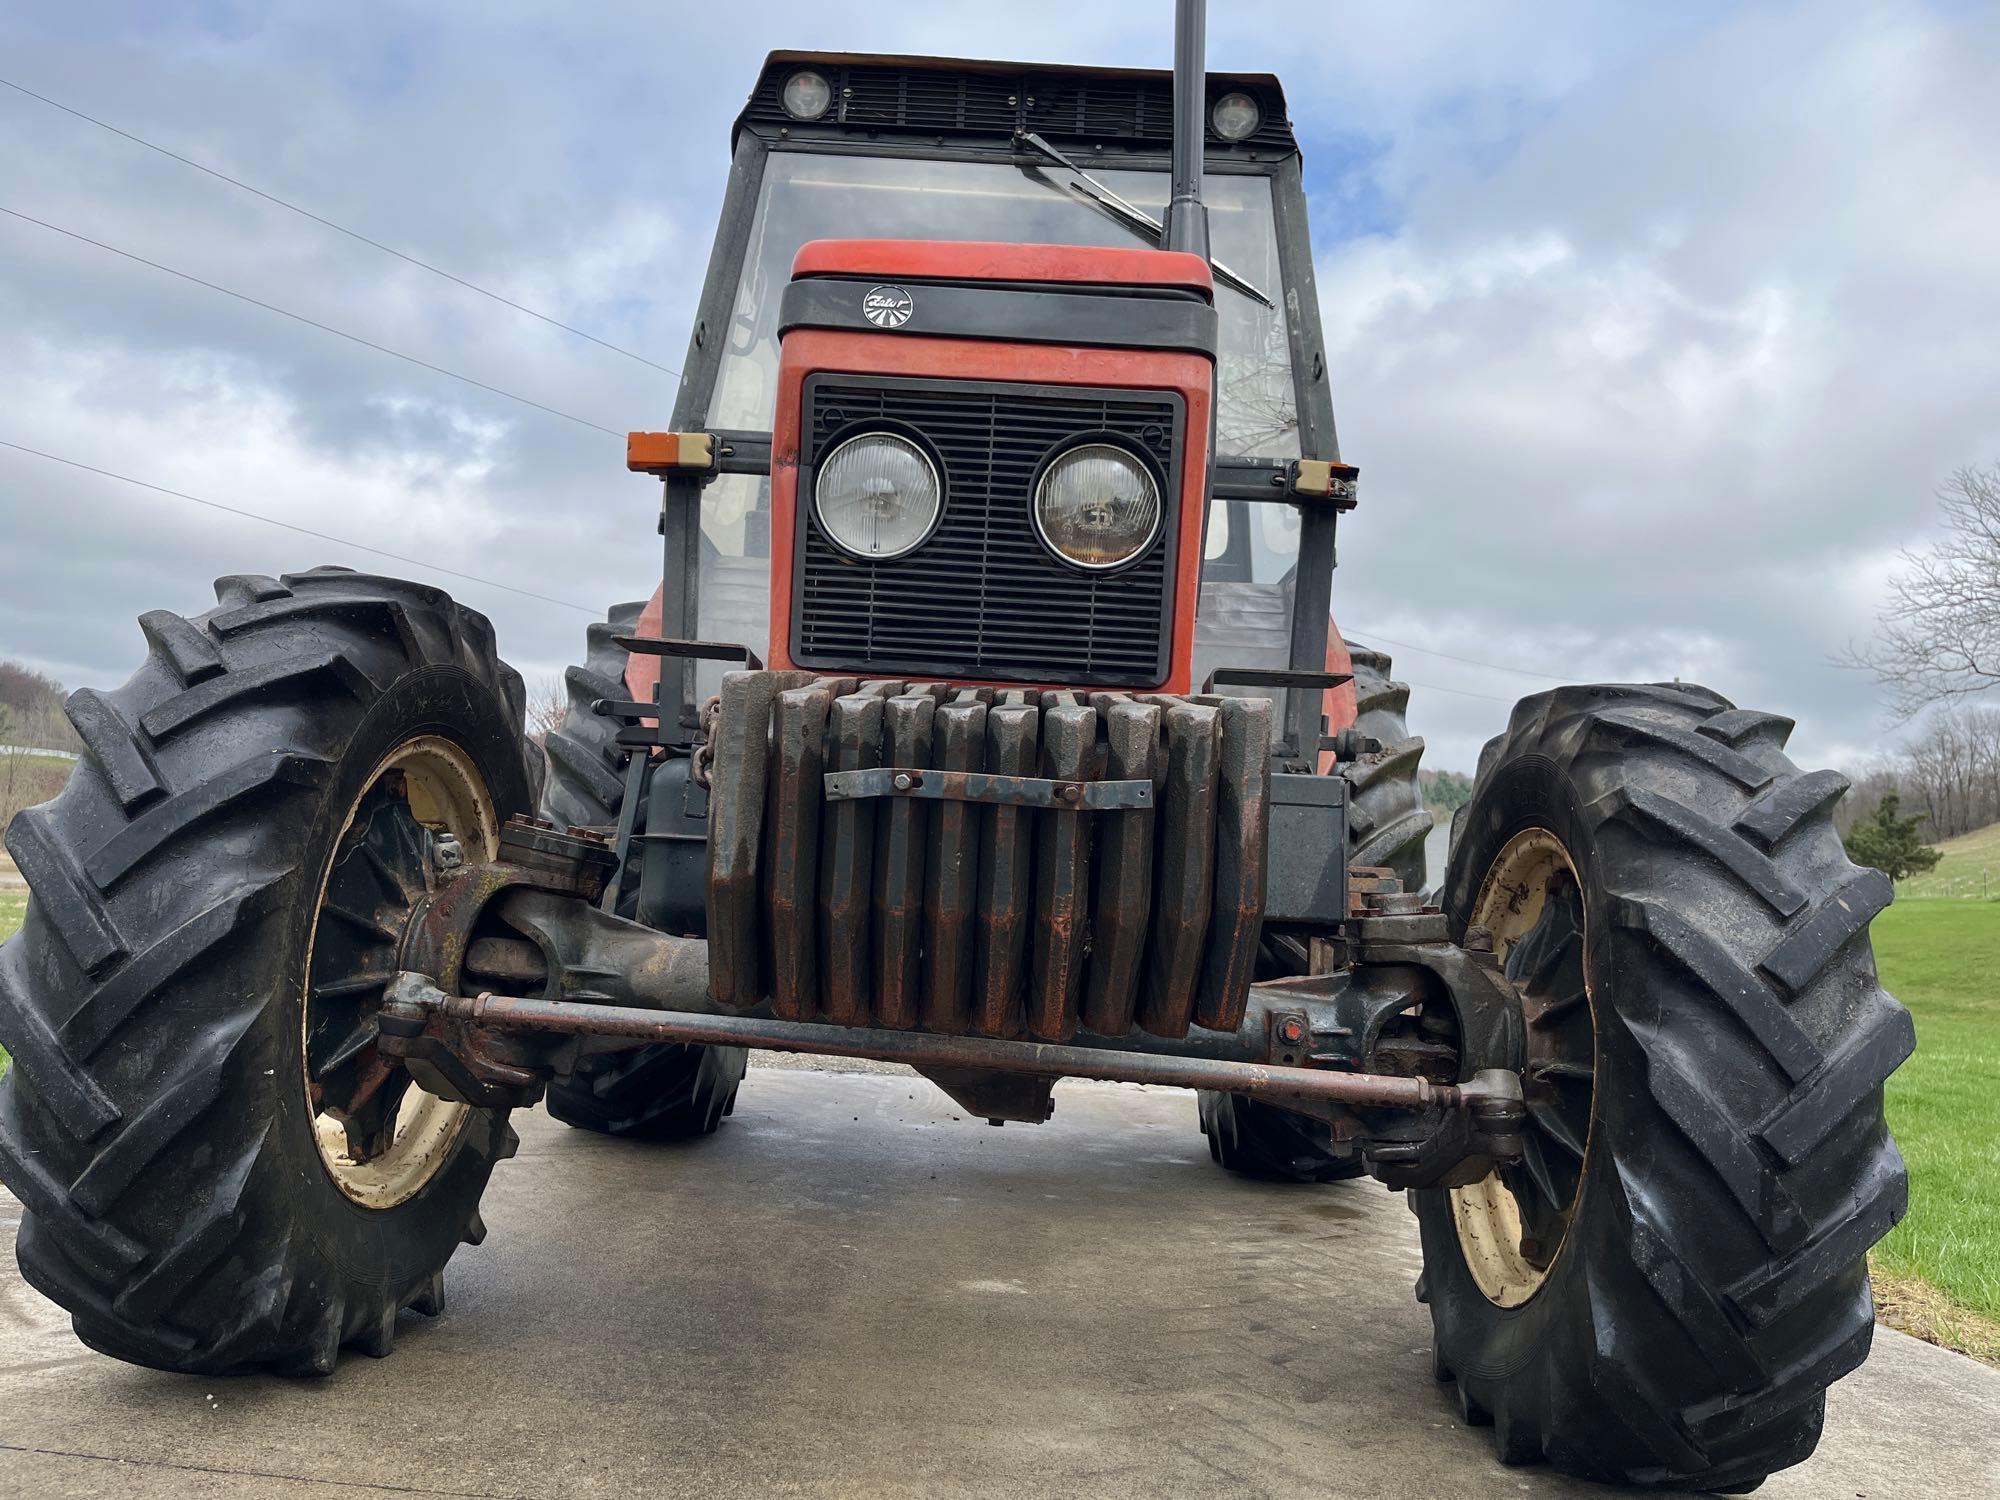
[1014,130,1275,309]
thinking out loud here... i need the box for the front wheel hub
[304,735,500,1208]
[1449,828,1597,1307]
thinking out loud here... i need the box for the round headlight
[1210,91,1261,142]
[814,432,941,560]
[1034,444,1161,571]
[781,69,833,121]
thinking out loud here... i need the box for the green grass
[1,750,75,772]
[1,751,74,831]
[1,745,69,1078]
[1899,821,2000,900]
[1869,897,2000,1359]
[0,888,19,1075]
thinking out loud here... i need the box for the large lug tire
[1414,683,1911,1490]
[540,598,647,834]
[1337,643,1431,894]
[1198,1088,1362,1183]
[0,568,533,1375]
[544,1039,747,1140]
[536,603,748,1140]
[1197,639,1425,1183]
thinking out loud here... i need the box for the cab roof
[735,50,1296,157]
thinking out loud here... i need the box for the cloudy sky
[2,0,1996,774]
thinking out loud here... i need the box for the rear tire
[1337,644,1430,893]
[536,603,748,1140]
[544,1041,746,1140]
[540,599,646,835]
[1199,1090,1363,1183]
[1197,639,1425,1182]
[1415,683,1910,1490]
[0,568,531,1374]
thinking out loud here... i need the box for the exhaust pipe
[1162,0,1210,260]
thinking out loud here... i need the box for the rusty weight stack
[704,670,1271,1042]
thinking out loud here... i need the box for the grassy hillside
[1,748,71,1073]
[1869,898,2000,1360]
[0,748,74,828]
[1899,821,2000,900]
[0,889,19,1074]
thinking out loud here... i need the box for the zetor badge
[861,284,914,328]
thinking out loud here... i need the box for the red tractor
[0,7,1909,1490]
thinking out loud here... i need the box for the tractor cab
[632,50,1352,765]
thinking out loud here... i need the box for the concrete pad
[2,1067,1995,1498]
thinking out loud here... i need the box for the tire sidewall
[246,662,528,1308]
[1404,685,1902,1485]
[1415,747,1630,1393]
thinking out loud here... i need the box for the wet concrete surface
[2,1065,1995,1498]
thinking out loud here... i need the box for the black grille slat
[842,67,1019,132]
[1027,77,1289,150]
[794,379,1178,685]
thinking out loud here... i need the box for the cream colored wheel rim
[1449,828,1597,1307]
[303,736,499,1209]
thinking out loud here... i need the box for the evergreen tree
[1842,791,1943,882]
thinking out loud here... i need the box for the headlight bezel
[1030,437,1167,574]
[781,68,834,121]
[810,425,946,563]
[1210,90,1262,143]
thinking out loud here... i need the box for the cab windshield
[692,150,1305,676]
[708,152,1300,454]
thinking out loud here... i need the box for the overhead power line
[1342,629,1574,684]
[1381,677,1513,705]
[0,205,623,438]
[0,74,680,379]
[7,433,1527,701]
[0,439,600,616]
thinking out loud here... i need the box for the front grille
[794,378,1181,685]
[743,63,1296,152]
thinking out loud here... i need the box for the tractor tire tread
[539,601,646,831]
[545,1043,748,1140]
[1420,682,1909,1490]
[537,602,749,1141]
[1198,638,1427,1184]
[0,569,526,1373]
[1196,1090,1363,1182]
[1334,641,1429,892]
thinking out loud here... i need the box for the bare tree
[525,674,569,746]
[0,659,81,755]
[1844,703,2000,843]
[1849,463,2000,718]
[0,703,15,809]
[1834,762,1901,836]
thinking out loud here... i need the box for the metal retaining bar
[823,766,1154,810]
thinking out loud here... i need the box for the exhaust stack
[1162,0,1210,260]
